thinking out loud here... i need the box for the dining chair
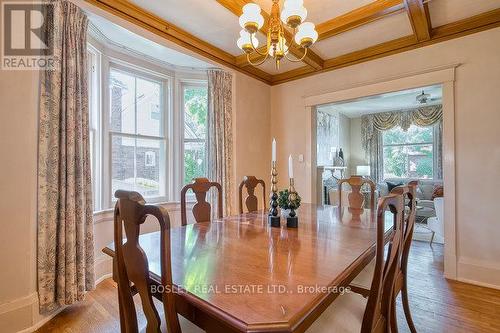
[181,177,223,226]
[349,182,418,333]
[306,192,405,332]
[238,176,266,213]
[338,176,376,210]
[113,190,203,333]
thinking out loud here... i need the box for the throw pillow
[432,185,444,200]
[386,181,403,193]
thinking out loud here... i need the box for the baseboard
[457,256,500,290]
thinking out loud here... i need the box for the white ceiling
[428,0,500,27]
[311,12,413,59]
[87,13,212,69]
[318,84,443,118]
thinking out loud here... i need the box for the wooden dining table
[103,203,393,333]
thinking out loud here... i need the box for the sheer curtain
[37,0,94,314]
[206,70,233,216]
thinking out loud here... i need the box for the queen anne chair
[338,176,376,210]
[349,182,418,333]
[306,192,406,332]
[113,190,203,333]
[180,178,223,226]
[238,176,266,213]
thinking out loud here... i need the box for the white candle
[272,138,276,162]
[288,155,294,178]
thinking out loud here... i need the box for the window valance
[361,105,442,152]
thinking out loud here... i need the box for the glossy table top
[105,203,392,332]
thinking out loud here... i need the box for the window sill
[93,200,189,224]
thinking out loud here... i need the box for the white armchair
[427,197,444,244]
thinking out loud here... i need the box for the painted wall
[271,27,500,288]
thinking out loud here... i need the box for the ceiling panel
[129,0,245,56]
[253,0,375,25]
[310,12,413,60]
[428,0,500,27]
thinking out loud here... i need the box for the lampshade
[356,165,371,177]
[268,35,288,58]
[294,22,318,47]
[237,30,259,53]
[281,0,307,28]
[239,3,264,33]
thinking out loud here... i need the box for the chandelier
[237,0,318,69]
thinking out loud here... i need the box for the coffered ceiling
[85,0,500,85]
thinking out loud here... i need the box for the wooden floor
[37,241,500,333]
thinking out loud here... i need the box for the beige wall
[271,27,500,288]
[349,117,367,176]
[232,73,271,212]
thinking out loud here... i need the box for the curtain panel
[37,0,94,314]
[207,70,234,216]
[361,105,443,182]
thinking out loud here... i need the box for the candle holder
[268,161,281,228]
[286,178,298,228]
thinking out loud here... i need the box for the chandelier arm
[284,47,308,62]
[246,52,270,67]
[249,33,269,56]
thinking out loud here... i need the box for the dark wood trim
[404,0,431,41]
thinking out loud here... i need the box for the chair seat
[306,292,367,333]
[350,258,375,289]
[139,313,205,333]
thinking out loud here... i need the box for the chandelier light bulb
[281,0,307,28]
[237,30,259,53]
[294,22,318,48]
[239,3,264,34]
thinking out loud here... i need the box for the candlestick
[272,138,276,162]
[268,161,280,228]
[288,155,293,178]
[287,178,298,228]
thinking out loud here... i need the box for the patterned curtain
[361,105,443,182]
[207,70,233,216]
[37,1,94,314]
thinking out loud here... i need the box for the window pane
[112,135,135,194]
[184,87,208,140]
[137,78,163,137]
[136,138,165,198]
[383,144,433,179]
[383,125,433,145]
[184,141,206,185]
[110,70,135,134]
[111,135,166,199]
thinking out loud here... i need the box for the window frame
[180,81,209,188]
[382,125,435,180]
[104,61,171,208]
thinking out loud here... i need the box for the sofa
[378,178,443,222]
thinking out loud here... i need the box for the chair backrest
[238,176,266,213]
[114,190,181,333]
[361,192,405,332]
[338,176,376,210]
[390,181,417,283]
[434,197,444,224]
[181,177,223,226]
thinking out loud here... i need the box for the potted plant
[278,189,301,217]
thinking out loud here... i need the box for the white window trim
[88,39,208,211]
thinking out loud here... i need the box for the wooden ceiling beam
[84,0,272,84]
[216,0,324,70]
[272,8,500,85]
[316,0,405,41]
[404,0,431,41]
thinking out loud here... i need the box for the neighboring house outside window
[382,124,435,179]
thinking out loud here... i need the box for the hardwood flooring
[37,241,500,333]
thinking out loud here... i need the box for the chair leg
[402,279,417,333]
[430,231,435,245]
[390,296,399,333]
